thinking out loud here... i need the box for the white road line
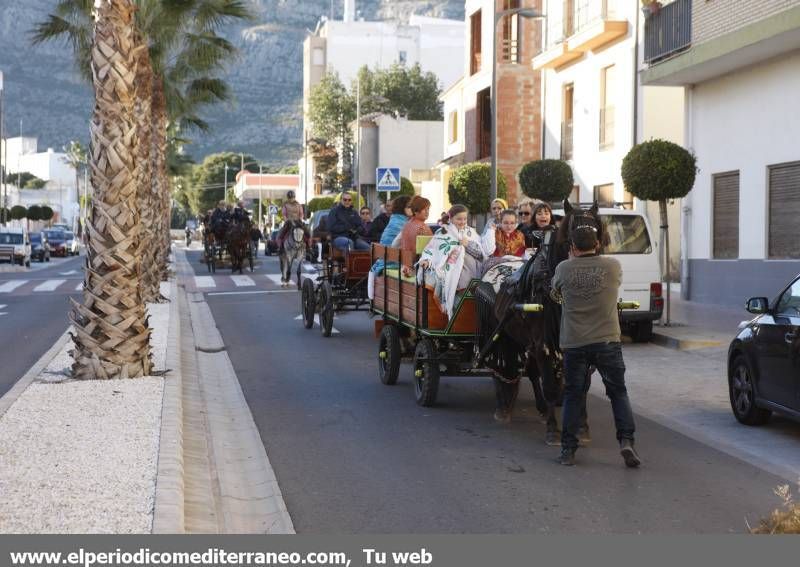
[0,304,5,316]
[194,276,216,288]
[230,275,256,287]
[0,280,28,293]
[33,279,66,292]
[293,314,340,334]
[206,290,296,296]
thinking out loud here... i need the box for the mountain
[0,0,464,167]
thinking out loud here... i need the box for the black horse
[475,200,606,444]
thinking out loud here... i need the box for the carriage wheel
[413,338,440,407]
[378,324,402,386]
[301,278,316,330]
[319,281,335,337]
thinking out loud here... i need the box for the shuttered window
[769,162,800,259]
[712,172,739,259]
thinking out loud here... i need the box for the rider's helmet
[287,190,295,200]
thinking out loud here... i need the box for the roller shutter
[712,172,739,259]
[769,162,800,259]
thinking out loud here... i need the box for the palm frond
[184,77,230,105]
[180,114,210,133]
[193,0,255,31]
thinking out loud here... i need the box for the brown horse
[226,218,252,274]
[475,200,605,444]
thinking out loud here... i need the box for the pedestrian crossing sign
[376,167,401,192]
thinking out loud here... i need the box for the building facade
[642,0,800,305]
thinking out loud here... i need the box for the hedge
[447,163,507,214]
[518,159,574,203]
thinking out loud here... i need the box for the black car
[44,229,68,257]
[30,232,51,262]
[728,273,800,425]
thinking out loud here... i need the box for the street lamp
[490,7,545,204]
[0,70,5,226]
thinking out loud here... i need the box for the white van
[553,207,663,342]
[0,227,32,268]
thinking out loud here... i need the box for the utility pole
[224,163,229,203]
[0,70,5,226]
[355,74,361,207]
[258,164,263,228]
[303,130,309,208]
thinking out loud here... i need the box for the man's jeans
[561,342,635,451]
[333,236,370,251]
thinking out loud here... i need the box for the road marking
[60,270,79,275]
[230,275,255,287]
[194,276,216,288]
[293,314,340,334]
[33,279,66,292]
[206,290,296,296]
[0,280,28,293]
[266,274,312,287]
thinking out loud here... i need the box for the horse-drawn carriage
[201,217,254,274]
[300,241,372,337]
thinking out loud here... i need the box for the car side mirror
[746,297,769,314]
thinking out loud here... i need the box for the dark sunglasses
[342,198,352,202]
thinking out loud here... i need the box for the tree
[308,72,355,189]
[519,159,574,203]
[354,64,443,120]
[188,152,260,214]
[10,206,27,221]
[621,139,697,325]
[6,171,46,189]
[40,205,54,223]
[378,176,415,203]
[68,0,151,380]
[26,205,43,222]
[448,163,508,216]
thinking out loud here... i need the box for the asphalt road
[190,249,783,534]
[0,254,84,397]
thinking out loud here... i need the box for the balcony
[560,120,573,161]
[644,0,692,65]
[567,0,629,53]
[532,43,583,70]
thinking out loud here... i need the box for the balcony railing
[561,120,574,160]
[599,106,614,149]
[644,0,692,65]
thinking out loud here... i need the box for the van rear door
[602,214,660,314]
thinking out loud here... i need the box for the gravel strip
[0,289,171,533]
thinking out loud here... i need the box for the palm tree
[68,0,151,379]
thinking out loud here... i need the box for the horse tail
[474,282,497,356]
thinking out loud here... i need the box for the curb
[152,276,185,534]
[651,330,723,351]
[0,329,71,420]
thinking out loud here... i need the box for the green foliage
[621,139,697,202]
[188,151,260,214]
[448,163,508,214]
[26,205,43,221]
[309,72,355,143]
[61,140,87,170]
[10,206,27,221]
[40,205,54,221]
[355,64,444,120]
[279,164,299,174]
[6,172,46,189]
[518,159,574,202]
[307,197,336,213]
[378,177,416,203]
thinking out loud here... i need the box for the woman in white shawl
[418,204,485,318]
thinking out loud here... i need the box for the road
[0,254,84,396]
[187,249,786,534]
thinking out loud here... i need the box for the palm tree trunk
[152,78,171,282]
[69,0,151,380]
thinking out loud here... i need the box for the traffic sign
[376,167,401,192]
[268,205,279,216]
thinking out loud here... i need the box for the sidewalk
[650,292,750,350]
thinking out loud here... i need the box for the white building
[299,1,465,199]
[641,0,800,305]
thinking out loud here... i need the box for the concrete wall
[375,116,443,182]
[692,0,800,45]
[684,50,800,303]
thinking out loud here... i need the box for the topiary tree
[40,205,54,223]
[448,163,507,217]
[621,139,697,325]
[307,196,336,213]
[518,159,574,203]
[26,205,43,222]
[10,205,27,221]
[378,176,415,204]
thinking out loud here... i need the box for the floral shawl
[418,223,483,319]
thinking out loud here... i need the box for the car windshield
[602,215,652,254]
[0,233,23,244]
[30,234,42,243]
[45,231,64,240]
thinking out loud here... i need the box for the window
[776,278,800,316]
[398,50,407,65]
[448,110,458,144]
[564,0,575,37]
[0,233,22,245]
[477,88,491,159]
[621,188,634,210]
[599,65,615,149]
[570,185,580,204]
[712,171,739,259]
[501,0,520,63]
[561,83,574,160]
[593,183,614,207]
[768,161,800,259]
[602,215,653,254]
[470,10,482,75]
[312,47,324,66]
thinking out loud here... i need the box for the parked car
[553,207,663,342]
[0,227,31,267]
[265,230,281,256]
[727,273,800,425]
[64,231,79,256]
[44,229,68,257]
[30,231,51,262]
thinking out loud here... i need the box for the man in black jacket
[329,193,369,251]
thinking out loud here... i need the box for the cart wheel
[319,281,334,337]
[378,324,402,385]
[301,278,316,329]
[413,338,439,407]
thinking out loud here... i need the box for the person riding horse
[277,191,310,249]
[210,200,231,233]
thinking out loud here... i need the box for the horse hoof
[545,430,561,446]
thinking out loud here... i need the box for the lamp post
[0,70,5,226]
[490,6,545,204]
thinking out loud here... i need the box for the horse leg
[525,355,548,418]
[492,375,519,424]
[538,349,562,446]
